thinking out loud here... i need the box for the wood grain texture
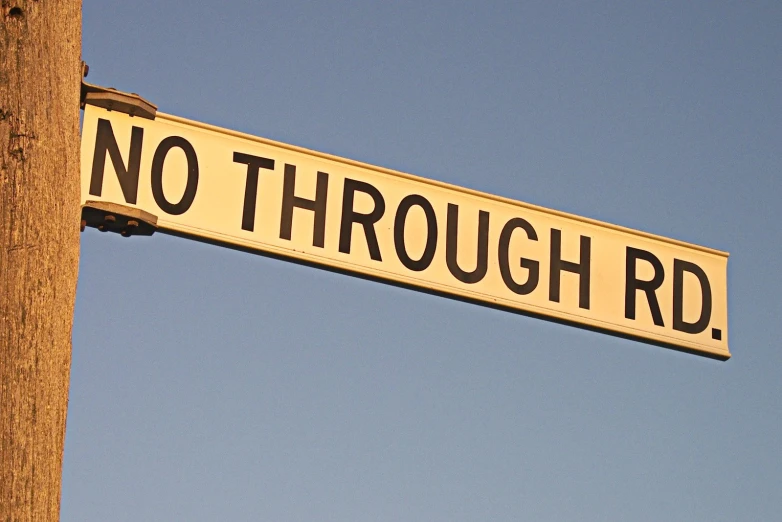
[1,2,82,520]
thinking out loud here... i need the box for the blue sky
[64,2,781,520]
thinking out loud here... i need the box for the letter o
[151,136,199,215]
[394,194,438,271]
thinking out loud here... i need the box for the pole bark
[1,2,82,521]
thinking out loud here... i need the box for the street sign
[80,104,730,360]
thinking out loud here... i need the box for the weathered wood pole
[1,2,82,520]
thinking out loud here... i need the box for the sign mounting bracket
[81,201,158,237]
[80,62,157,120]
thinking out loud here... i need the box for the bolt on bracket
[80,62,157,120]
[81,201,158,237]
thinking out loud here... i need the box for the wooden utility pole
[1,2,82,521]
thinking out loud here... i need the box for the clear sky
[64,1,781,520]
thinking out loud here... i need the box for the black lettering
[549,229,591,309]
[339,179,385,261]
[89,118,143,203]
[498,217,539,295]
[625,247,665,326]
[394,194,438,271]
[233,152,275,231]
[445,204,489,284]
[673,259,712,334]
[151,136,199,215]
[280,164,329,248]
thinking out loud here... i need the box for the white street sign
[81,104,730,359]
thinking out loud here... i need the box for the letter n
[89,118,144,204]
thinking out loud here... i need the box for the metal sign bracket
[80,62,157,120]
[81,200,158,237]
